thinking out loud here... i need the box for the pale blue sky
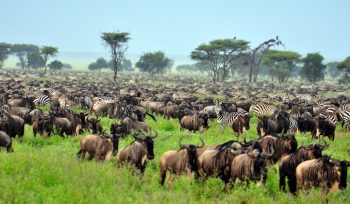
[1,0,350,67]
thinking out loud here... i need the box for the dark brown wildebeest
[24,108,44,125]
[32,115,54,137]
[257,110,290,137]
[85,116,103,134]
[77,134,114,162]
[159,137,204,186]
[296,156,350,195]
[180,112,209,132]
[0,111,25,138]
[197,141,244,189]
[111,117,152,137]
[260,134,298,164]
[231,115,246,137]
[0,131,13,152]
[313,113,336,141]
[279,142,327,193]
[230,150,272,189]
[118,130,158,178]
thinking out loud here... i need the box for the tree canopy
[136,51,173,76]
[191,38,249,83]
[299,53,326,84]
[10,44,39,69]
[262,50,301,83]
[0,42,11,68]
[101,32,130,81]
[337,56,350,73]
[40,46,58,75]
[48,60,64,70]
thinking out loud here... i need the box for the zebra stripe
[98,96,112,101]
[33,95,50,106]
[252,103,277,117]
[216,109,249,129]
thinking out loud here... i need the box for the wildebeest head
[306,141,328,159]
[281,133,298,154]
[179,136,205,171]
[247,149,272,180]
[133,129,158,160]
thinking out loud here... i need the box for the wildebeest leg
[230,176,237,190]
[167,174,176,186]
[288,176,297,194]
[87,154,94,161]
[279,167,286,191]
[160,169,167,186]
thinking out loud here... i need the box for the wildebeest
[257,110,290,137]
[260,134,298,164]
[77,134,114,161]
[296,156,350,194]
[159,137,204,186]
[32,115,54,137]
[111,117,152,137]
[197,141,244,189]
[180,112,209,132]
[85,115,103,134]
[118,130,158,178]
[279,142,327,193]
[314,114,336,141]
[0,112,25,138]
[230,149,272,189]
[0,131,13,152]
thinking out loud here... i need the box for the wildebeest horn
[230,149,242,155]
[149,129,158,139]
[196,137,205,148]
[320,140,328,150]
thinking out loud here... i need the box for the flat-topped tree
[40,46,58,75]
[101,32,130,81]
[191,38,249,83]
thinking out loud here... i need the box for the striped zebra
[33,95,50,106]
[98,96,112,101]
[251,103,277,117]
[339,109,350,130]
[288,113,300,134]
[215,107,249,130]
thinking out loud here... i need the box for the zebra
[33,95,50,107]
[98,96,112,101]
[339,109,350,130]
[215,107,249,130]
[251,103,277,117]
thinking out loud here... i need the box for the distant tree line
[0,42,71,74]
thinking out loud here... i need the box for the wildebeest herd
[0,70,350,198]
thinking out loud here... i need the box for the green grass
[0,114,350,204]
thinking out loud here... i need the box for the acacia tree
[242,36,283,83]
[0,42,11,68]
[337,56,350,83]
[10,44,39,69]
[262,50,301,83]
[191,38,249,83]
[300,53,326,84]
[40,46,58,75]
[136,51,173,76]
[88,58,108,72]
[101,32,130,81]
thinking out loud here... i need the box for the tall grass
[0,114,349,204]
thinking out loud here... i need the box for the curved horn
[320,140,328,150]
[230,149,243,155]
[150,128,158,139]
[196,137,205,148]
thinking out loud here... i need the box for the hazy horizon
[1,0,350,69]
